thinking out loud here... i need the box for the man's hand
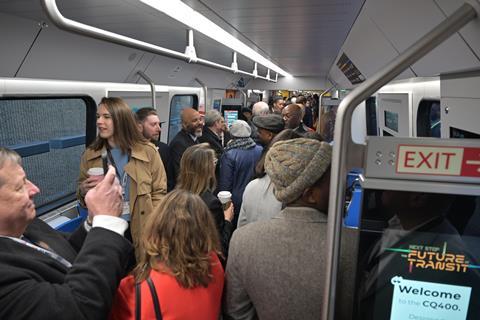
[85,166,122,218]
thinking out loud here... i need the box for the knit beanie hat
[265,138,332,203]
[230,120,251,138]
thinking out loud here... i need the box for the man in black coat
[0,147,132,320]
[169,107,202,178]
[136,107,175,191]
[199,109,225,160]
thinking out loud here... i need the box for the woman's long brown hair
[133,190,221,288]
[176,143,216,194]
[89,97,146,153]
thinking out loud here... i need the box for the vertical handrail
[136,71,156,109]
[316,85,335,134]
[194,78,207,110]
[239,90,247,108]
[322,3,478,320]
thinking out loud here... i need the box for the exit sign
[396,145,480,177]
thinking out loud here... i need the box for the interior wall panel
[17,24,144,82]
[436,0,480,62]
[247,76,327,90]
[367,0,480,76]
[0,13,40,77]
[329,8,415,87]
[143,55,201,87]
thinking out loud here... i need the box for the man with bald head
[169,107,203,178]
[282,103,313,135]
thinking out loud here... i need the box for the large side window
[0,97,96,215]
[168,94,199,143]
[416,99,441,137]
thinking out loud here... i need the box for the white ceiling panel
[367,0,480,76]
[0,0,364,81]
[436,0,480,62]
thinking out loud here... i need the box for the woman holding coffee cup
[77,97,167,257]
[177,143,234,259]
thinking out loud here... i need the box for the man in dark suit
[0,147,132,320]
[169,107,202,178]
[135,107,175,191]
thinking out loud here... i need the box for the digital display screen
[384,110,399,132]
[354,190,480,320]
[224,110,238,128]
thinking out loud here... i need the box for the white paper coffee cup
[87,167,104,176]
[217,191,232,204]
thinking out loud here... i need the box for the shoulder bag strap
[135,281,141,320]
[146,276,163,320]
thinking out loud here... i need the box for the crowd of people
[0,94,331,319]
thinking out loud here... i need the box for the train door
[344,137,480,320]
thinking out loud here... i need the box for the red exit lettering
[397,146,463,176]
[403,151,457,170]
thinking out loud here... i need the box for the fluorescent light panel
[140,0,292,78]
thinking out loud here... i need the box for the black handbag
[135,276,163,320]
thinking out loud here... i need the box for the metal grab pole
[136,71,156,109]
[194,78,208,110]
[41,0,277,83]
[316,85,335,134]
[321,3,478,320]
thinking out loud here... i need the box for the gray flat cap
[252,114,285,133]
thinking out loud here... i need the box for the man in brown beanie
[223,138,332,320]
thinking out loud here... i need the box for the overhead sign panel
[396,145,480,177]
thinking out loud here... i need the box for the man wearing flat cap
[252,114,284,147]
[224,138,332,320]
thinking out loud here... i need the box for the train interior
[1,0,480,319]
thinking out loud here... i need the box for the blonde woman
[177,143,234,258]
[110,190,224,320]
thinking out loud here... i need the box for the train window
[0,97,96,215]
[366,96,378,136]
[382,130,393,136]
[450,127,480,139]
[417,100,441,137]
[168,94,199,143]
[384,110,399,132]
[354,189,480,320]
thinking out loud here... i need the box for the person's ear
[136,122,143,133]
[302,187,316,204]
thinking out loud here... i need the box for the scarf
[225,137,257,151]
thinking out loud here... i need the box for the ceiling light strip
[41,0,277,82]
[140,0,291,78]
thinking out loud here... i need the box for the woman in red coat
[110,190,224,320]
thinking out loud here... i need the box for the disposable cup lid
[87,167,104,176]
[217,191,232,203]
